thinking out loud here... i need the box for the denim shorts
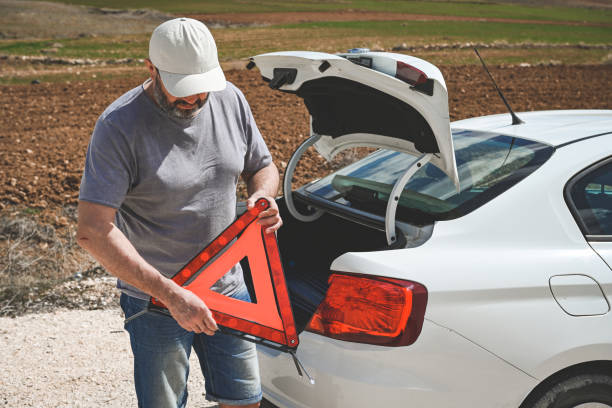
[120,288,262,408]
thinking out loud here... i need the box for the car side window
[566,157,612,238]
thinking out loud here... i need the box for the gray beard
[152,78,206,120]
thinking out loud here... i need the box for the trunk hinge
[385,153,433,246]
[283,133,325,222]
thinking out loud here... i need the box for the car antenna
[474,48,524,125]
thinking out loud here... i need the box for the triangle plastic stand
[148,198,299,351]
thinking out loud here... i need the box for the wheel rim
[574,404,612,408]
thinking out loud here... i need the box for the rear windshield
[300,129,554,223]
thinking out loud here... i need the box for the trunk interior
[266,197,396,333]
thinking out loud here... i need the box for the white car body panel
[251,51,460,187]
[259,321,537,408]
[332,134,612,381]
[590,241,612,269]
[258,108,612,407]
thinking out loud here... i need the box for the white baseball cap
[149,18,226,97]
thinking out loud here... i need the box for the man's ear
[144,58,156,81]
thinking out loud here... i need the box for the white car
[247,50,612,408]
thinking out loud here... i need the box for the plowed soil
[0,64,611,218]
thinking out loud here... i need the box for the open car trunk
[250,50,459,247]
[271,197,402,333]
[245,50,455,336]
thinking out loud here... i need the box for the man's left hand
[246,195,282,234]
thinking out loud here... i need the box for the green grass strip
[275,20,612,45]
[0,35,149,60]
[41,0,612,24]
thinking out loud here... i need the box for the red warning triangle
[150,198,299,350]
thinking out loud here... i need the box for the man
[77,17,281,408]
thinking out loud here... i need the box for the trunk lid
[251,50,459,187]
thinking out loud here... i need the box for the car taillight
[305,273,427,346]
[395,61,427,86]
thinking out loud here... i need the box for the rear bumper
[257,320,537,408]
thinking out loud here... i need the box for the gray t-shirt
[79,81,272,300]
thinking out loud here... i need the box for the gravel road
[0,309,218,407]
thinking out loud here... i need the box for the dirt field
[0,62,610,318]
[1,64,611,215]
[0,0,172,39]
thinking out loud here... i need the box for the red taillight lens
[305,273,427,346]
[395,61,428,86]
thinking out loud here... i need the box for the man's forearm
[243,162,283,233]
[76,203,180,304]
[246,162,280,198]
[77,201,218,334]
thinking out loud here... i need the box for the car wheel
[526,374,612,408]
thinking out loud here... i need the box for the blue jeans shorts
[120,288,262,408]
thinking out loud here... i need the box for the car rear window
[300,129,554,222]
[565,157,612,237]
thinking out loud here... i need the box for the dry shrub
[0,211,110,317]
[0,216,69,282]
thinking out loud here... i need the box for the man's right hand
[165,287,219,336]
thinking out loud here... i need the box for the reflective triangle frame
[148,198,299,351]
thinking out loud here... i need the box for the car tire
[524,373,612,408]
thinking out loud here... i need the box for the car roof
[451,110,612,147]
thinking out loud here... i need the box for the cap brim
[158,65,226,97]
